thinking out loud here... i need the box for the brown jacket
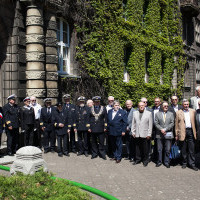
[175,109,196,141]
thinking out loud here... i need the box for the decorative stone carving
[46,21,57,30]
[26,16,43,26]
[46,55,58,64]
[46,72,58,80]
[26,52,45,61]
[46,30,57,38]
[47,89,59,97]
[26,89,46,97]
[26,71,45,79]
[26,35,44,44]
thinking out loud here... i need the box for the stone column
[26,4,45,105]
[45,12,58,105]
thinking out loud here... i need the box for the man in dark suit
[3,94,20,156]
[88,96,107,160]
[0,106,4,158]
[54,102,71,157]
[40,98,57,153]
[124,100,135,161]
[168,95,182,116]
[62,94,76,153]
[108,101,127,163]
[154,101,174,168]
[74,96,90,157]
[20,97,36,147]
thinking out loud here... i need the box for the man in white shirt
[30,96,42,148]
[190,86,200,110]
[168,95,182,116]
[106,96,114,112]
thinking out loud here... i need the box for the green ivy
[76,0,186,106]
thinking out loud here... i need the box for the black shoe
[116,160,121,163]
[191,166,198,171]
[182,165,187,169]
[143,162,148,167]
[84,152,89,157]
[51,149,55,153]
[102,156,107,160]
[130,158,134,162]
[64,153,70,157]
[156,163,162,167]
[8,152,14,156]
[110,158,116,161]
[77,152,84,156]
[165,164,170,168]
[91,155,98,159]
[132,161,140,165]
[71,150,77,153]
[58,153,63,157]
[44,149,49,154]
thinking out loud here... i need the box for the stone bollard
[10,146,48,175]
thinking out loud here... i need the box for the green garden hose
[0,165,118,200]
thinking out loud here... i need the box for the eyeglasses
[142,101,147,103]
[163,106,168,107]
[172,99,178,101]
[31,100,36,102]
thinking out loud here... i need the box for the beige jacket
[175,109,196,141]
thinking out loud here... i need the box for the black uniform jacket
[53,109,72,136]
[0,107,4,134]
[3,103,20,129]
[40,106,56,132]
[74,105,90,131]
[20,106,36,130]
[89,106,107,133]
[62,103,76,127]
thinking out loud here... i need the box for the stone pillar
[45,12,58,105]
[26,5,45,105]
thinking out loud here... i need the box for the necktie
[163,113,166,123]
[47,108,50,114]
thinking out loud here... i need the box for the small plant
[0,170,93,200]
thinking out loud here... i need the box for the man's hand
[175,136,178,141]
[8,126,13,130]
[41,127,45,131]
[146,136,151,140]
[21,130,25,133]
[67,129,70,134]
[161,129,166,135]
[104,129,107,132]
[132,134,136,138]
[122,132,125,136]
[88,129,91,133]
[59,123,64,128]
[74,128,77,133]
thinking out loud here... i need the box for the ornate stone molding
[26,71,45,79]
[26,89,46,97]
[26,16,43,26]
[26,35,44,44]
[47,89,59,97]
[46,72,58,80]
[26,52,45,61]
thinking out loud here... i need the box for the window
[123,47,131,83]
[144,52,150,83]
[57,18,70,74]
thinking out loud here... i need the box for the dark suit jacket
[107,109,127,136]
[40,106,57,131]
[196,109,200,140]
[168,105,182,117]
[20,106,35,130]
[89,106,107,133]
[62,103,76,127]
[3,103,20,129]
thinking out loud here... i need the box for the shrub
[0,171,93,200]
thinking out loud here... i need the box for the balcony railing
[180,0,199,16]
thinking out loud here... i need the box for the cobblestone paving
[43,152,200,200]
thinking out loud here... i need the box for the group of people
[1,86,200,171]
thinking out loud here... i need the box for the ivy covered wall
[68,0,185,106]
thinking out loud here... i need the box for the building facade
[0,0,79,106]
[0,0,200,106]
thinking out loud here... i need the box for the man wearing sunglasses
[168,95,182,116]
